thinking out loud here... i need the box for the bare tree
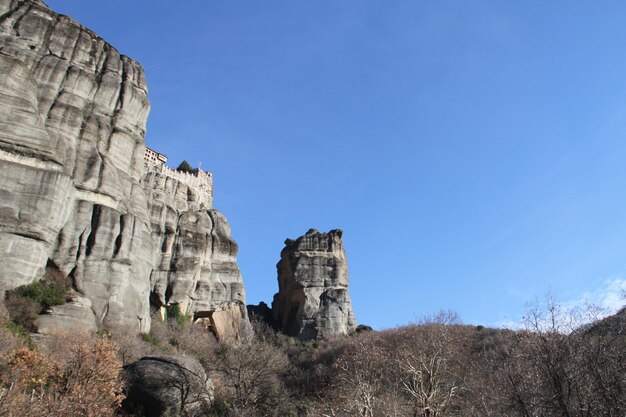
[393,323,466,417]
[209,323,291,416]
[333,335,394,417]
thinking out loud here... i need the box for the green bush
[175,160,198,174]
[4,295,40,331]
[165,304,191,328]
[140,332,160,346]
[4,278,68,332]
[16,280,67,308]
[207,399,230,417]
[356,324,374,334]
[5,321,33,348]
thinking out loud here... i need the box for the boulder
[123,355,213,417]
[34,294,98,335]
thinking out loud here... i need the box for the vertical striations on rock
[0,0,247,337]
[272,229,356,340]
[145,165,246,339]
[0,0,152,332]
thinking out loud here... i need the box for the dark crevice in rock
[6,3,31,35]
[85,204,102,257]
[113,213,125,257]
[114,58,129,114]
[0,1,22,24]
[94,42,111,86]
[67,265,79,292]
[75,228,85,261]
[45,49,65,60]
[93,150,107,191]
[70,110,90,179]
[41,18,76,123]
[38,12,59,57]
[165,284,173,303]
[11,231,45,242]
[45,258,66,284]
[54,227,65,248]
[0,142,61,164]
[149,289,161,307]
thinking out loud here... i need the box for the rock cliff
[145,168,246,338]
[0,0,246,336]
[272,229,356,340]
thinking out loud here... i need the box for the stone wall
[144,164,213,210]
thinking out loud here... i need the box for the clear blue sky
[46,0,626,329]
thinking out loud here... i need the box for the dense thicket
[0,302,624,417]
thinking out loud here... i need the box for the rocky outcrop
[123,355,213,417]
[247,301,274,327]
[145,168,247,338]
[0,0,246,336]
[34,294,98,335]
[0,0,152,332]
[272,229,356,340]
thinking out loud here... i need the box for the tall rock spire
[272,229,356,340]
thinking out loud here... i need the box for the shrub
[175,160,198,174]
[5,322,32,347]
[140,332,160,346]
[16,280,67,307]
[0,333,124,417]
[4,295,40,330]
[355,324,373,333]
[165,304,191,328]
[4,279,69,332]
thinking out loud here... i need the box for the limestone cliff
[0,0,246,336]
[272,229,356,340]
[145,167,246,338]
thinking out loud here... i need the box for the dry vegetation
[0,300,624,417]
[0,309,123,416]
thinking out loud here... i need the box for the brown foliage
[291,303,626,417]
[485,301,626,416]
[0,302,617,417]
[0,333,124,417]
[209,323,293,416]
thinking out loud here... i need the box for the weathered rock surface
[34,294,98,335]
[0,0,152,332]
[145,166,247,337]
[247,301,274,327]
[272,229,356,340]
[0,0,246,336]
[123,355,213,417]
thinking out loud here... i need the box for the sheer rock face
[145,169,246,332]
[272,229,356,340]
[0,0,151,332]
[0,0,246,335]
